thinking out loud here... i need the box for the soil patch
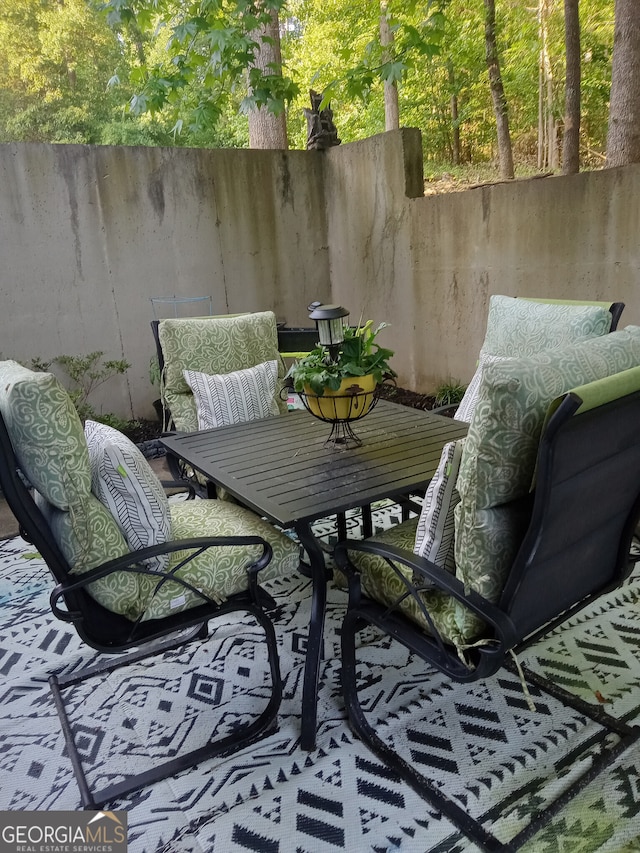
[377,384,438,411]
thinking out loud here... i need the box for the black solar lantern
[307,302,350,350]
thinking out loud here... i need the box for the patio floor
[1,491,639,852]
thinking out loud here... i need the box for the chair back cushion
[0,361,91,510]
[0,362,158,618]
[481,295,611,358]
[158,312,286,431]
[85,420,172,572]
[183,361,280,430]
[454,326,640,612]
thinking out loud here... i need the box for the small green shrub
[434,380,467,407]
[29,351,130,424]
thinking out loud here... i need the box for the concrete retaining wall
[0,143,330,417]
[328,130,640,394]
[1,133,638,417]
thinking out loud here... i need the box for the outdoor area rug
[0,503,639,853]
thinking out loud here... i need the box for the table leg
[294,521,328,751]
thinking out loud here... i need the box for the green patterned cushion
[481,295,611,358]
[37,493,300,622]
[455,354,507,422]
[0,361,91,509]
[454,327,640,616]
[159,312,287,431]
[458,328,640,511]
[138,500,300,621]
[34,492,138,618]
[349,519,487,648]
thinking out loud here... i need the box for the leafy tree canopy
[0,0,618,172]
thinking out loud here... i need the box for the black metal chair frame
[0,410,283,810]
[336,386,640,852]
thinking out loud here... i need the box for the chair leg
[340,608,640,853]
[51,605,282,809]
[341,609,505,852]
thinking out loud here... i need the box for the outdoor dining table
[161,400,468,750]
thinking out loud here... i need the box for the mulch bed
[377,384,438,411]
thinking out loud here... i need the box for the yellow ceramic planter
[304,374,377,420]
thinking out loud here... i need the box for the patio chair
[0,360,300,809]
[151,311,288,495]
[335,328,640,852]
[437,296,625,420]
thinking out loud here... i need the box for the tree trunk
[562,0,581,173]
[248,7,288,150]
[606,0,640,167]
[538,0,559,170]
[483,0,514,179]
[380,2,400,131]
[447,60,461,165]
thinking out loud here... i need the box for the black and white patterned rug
[0,504,639,853]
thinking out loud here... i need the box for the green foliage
[434,379,466,407]
[29,351,131,424]
[0,0,619,169]
[100,0,299,135]
[286,321,396,395]
[0,0,133,143]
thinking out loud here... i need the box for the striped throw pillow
[413,438,465,572]
[183,360,280,430]
[85,420,172,572]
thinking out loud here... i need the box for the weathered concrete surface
[1,132,639,415]
[0,143,329,417]
[328,133,640,393]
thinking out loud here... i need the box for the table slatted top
[161,401,468,528]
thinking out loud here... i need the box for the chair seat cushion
[348,519,487,649]
[137,500,300,621]
[85,420,172,573]
[34,491,140,619]
[39,493,300,622]
[183,361,280,430]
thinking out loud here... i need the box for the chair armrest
[334,538,518,650]
[50,535,273,621]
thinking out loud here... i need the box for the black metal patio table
[161,400,468,750]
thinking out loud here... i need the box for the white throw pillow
[183,360,280,430]
[413,438,465,572]
[85,420,171,572]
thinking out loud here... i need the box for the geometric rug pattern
[0,507,639,853]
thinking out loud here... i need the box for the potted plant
[286,320,396,420]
